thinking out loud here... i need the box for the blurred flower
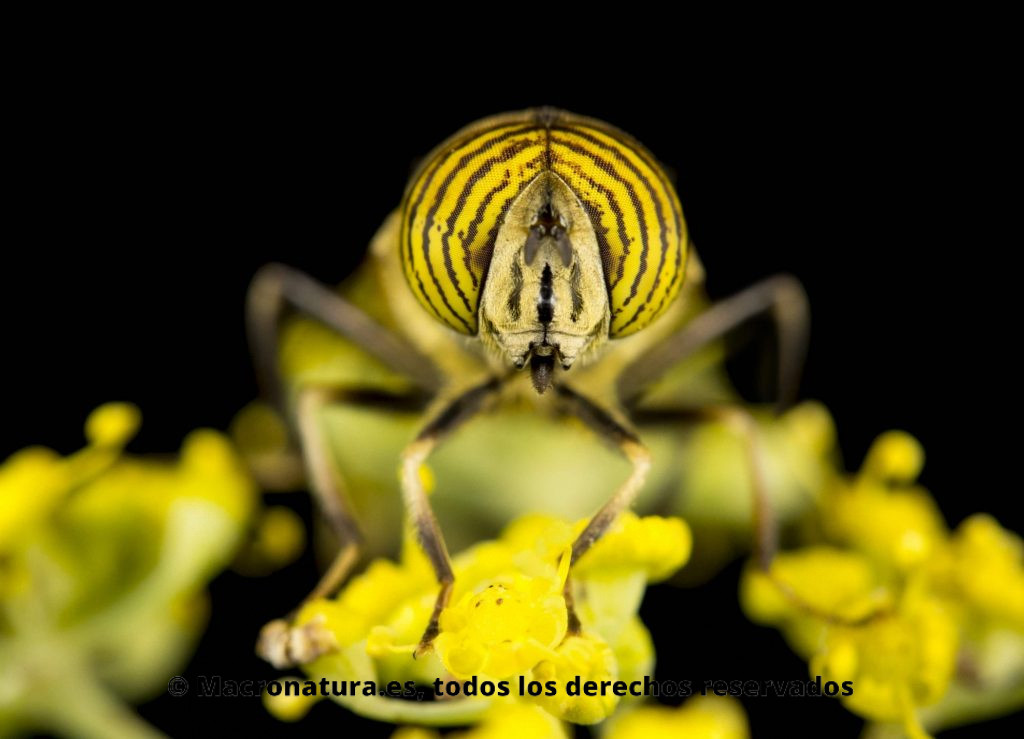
[387,695,749,739]
[275,511,690,726]
[262,675,322,722]
[822,431,945,572]
[391,702,568,739]
[742,431,1024,737]
[0,403,258,738]
[232,504,306,575]
[605,695,749,739]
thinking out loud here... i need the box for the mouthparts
[529,344,556,394]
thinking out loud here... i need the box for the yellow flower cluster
[741,431,1024,737]
[389,695,748,739]
[281,510,691,727]
[605,695,749,739]
[391,703,567,739]
[0,404,261,738]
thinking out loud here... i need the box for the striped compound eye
[400,109,688,338]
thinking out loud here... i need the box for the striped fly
[248,108,809,667]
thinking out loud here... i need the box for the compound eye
[548,124,689,337]
[401,120,548,334]
[400,111,689,337]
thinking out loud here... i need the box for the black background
[5,47,1020,737]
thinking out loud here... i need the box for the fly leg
[554,385,652,634]
[246,262,441,412]
[256,386,375,669]
[619,275,884,624]
[399,378,503,657]
[700,404,887,625]
[246,263,442,667]
[617,274,809,412]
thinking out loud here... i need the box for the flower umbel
[0,403,259,738]
[279,511,691,727]
[742,431,1024,737]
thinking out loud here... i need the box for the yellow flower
[823,431,947,571]
[288,512,690,726]
[910,514,1024,732]
[946,514,1024,630]
[573,515,691,583]
[741,429,1024,736]
[391,702,569,739]
[458,701,568,739]
[263,675,321,722]
[436,577,568,679]
[0,402,140,556]
[742,546,958,734]
[531,633,619,724]
[611,617,655,685]
[741,546,892,661]
[0,403,258,738]
[811,591,958,725]
[741,546,886,626]
[861,430,925,482]
[605,696,749,739]
[234,505,306,574]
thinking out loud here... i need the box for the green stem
[19,656,165,739]
[332,693,493,726]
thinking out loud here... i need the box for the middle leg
[257,386,368,669]
[636,403,888,626]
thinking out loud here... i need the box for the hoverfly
[248,108,810,668]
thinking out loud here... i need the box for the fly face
[399,109,689,395]
[478,172,610,393]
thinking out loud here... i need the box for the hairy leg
[245,263,442,668]
[637,403,887,626]
[253,385,441,667]
[620,276,885,624]
[555,385,652,634]
[399,377,502,656]
[246,262,441,412]
[617,274,809,412]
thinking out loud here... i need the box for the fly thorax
[480,172,610,393]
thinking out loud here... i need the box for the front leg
[400,377,503,656]
[555,385,652,634]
